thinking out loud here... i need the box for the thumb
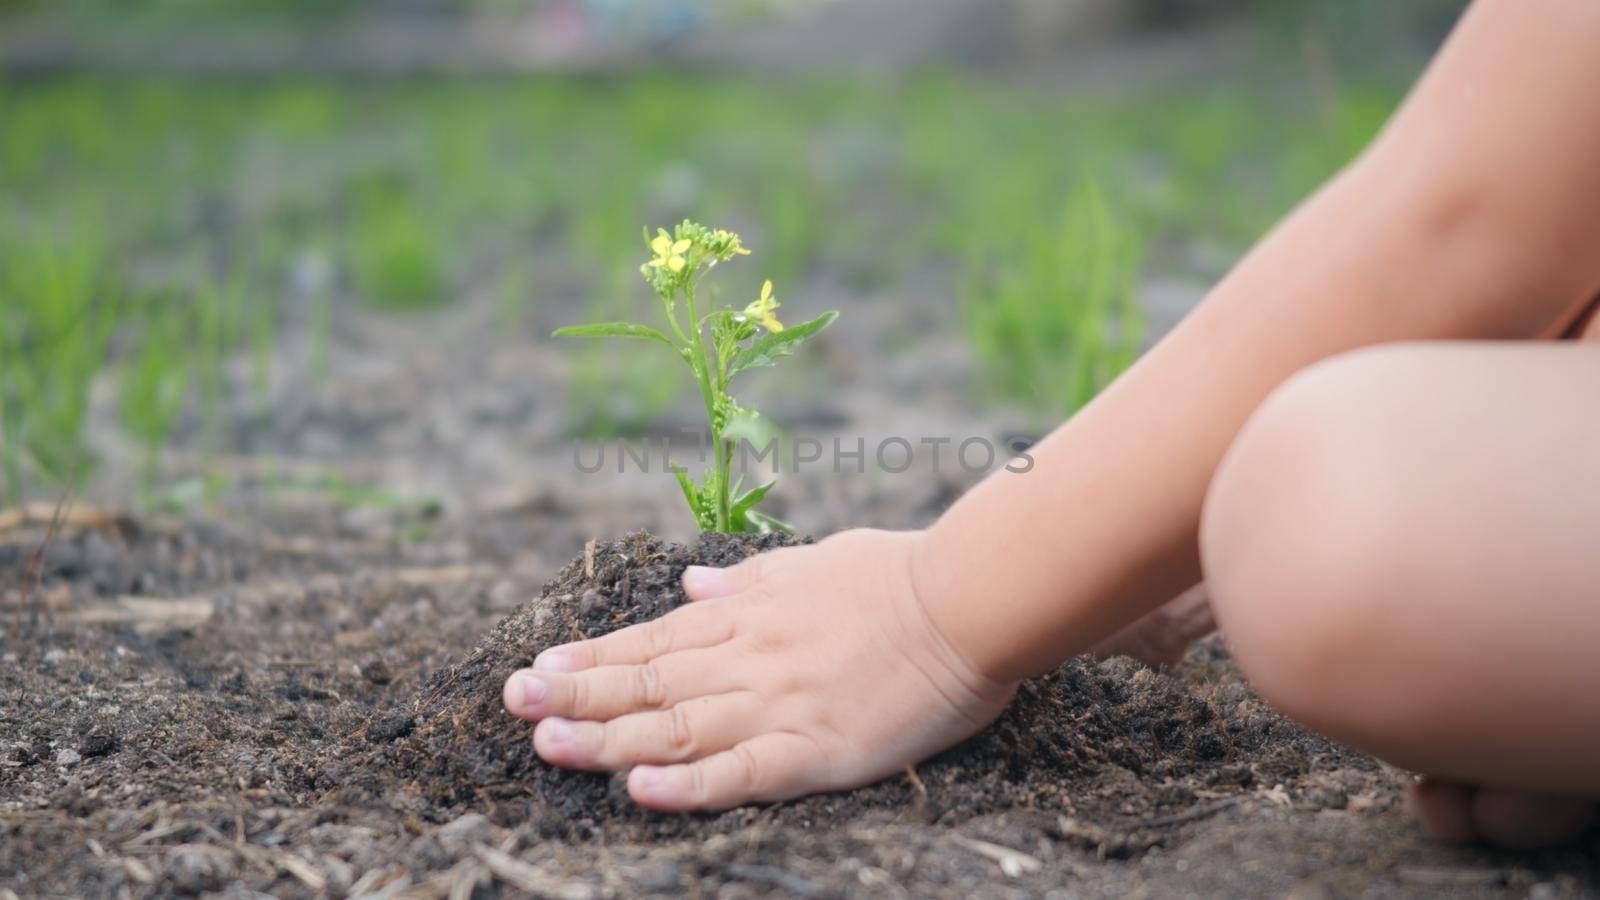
[682,555,764,601]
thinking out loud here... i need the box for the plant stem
[661,287,693,347]
[683,281,731,531]
[0,393,16,508]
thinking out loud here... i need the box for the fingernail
[509,671,546,709]
[631,766,664,795]
[682,565,730,596]
[533,649,572,673]
[544,718,574,744]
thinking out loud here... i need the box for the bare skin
[507,0,1600,845]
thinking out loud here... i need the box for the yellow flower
[714,229,751,256]
[744,279,784,332]
[649,233,692,273]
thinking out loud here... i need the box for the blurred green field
[0,69,1401,505]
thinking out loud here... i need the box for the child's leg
[1199,341,1600,845]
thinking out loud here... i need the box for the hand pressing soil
[337,531,1372,843]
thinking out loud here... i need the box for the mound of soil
[342,531,1371,846]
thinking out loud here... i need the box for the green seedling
[497,256,534,332]
[350,183,445,311]
[555,221,837,533]
[119,290,193,482]
[0,236,119,504]
[965,179,1144,422]
[195,268,248,453]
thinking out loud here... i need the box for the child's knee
[1200,347,1426,734]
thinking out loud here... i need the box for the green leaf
[553,322,676,349]
[672,464,701,513]
[727,311,838,378]
[699,308,737,331]
[731,479,775,520]
[743,508,793,534]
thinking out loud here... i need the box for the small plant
[0,237,119,504]
[119,290,193,482]
[965,178,1144,422]
[555,221,836,533]
[350,182,444,311]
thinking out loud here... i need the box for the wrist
[904,526,1019,692]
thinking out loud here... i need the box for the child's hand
[502,529,1016,811]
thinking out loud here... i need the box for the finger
[504,647,736,722]
[682,551,771,601]
[1470,788,1597,850]
[1087,582,1216,666]
[533,692,764,770]
[1165,582,1218,642]
[1405,778,1480,844]
[532,600,734,673]
[625,731,825,811]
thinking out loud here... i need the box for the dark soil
[3,519,1597,899]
